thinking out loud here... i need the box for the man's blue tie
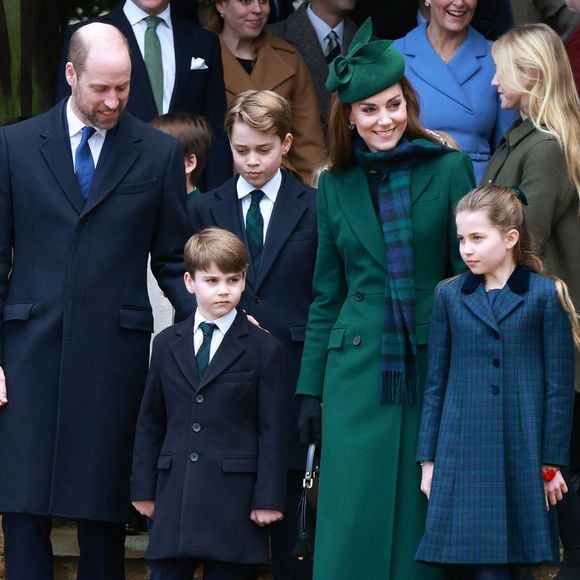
[196,322,217,376]
[75,126,96,200]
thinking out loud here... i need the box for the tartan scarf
[354,136,452,404]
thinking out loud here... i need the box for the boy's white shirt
[236,169,282,241]
[194,307,237,363]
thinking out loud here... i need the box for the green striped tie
[246,190,265,271]
[144,15,163,114]
[196,322,217,376]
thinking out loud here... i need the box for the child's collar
[461,266,531,295]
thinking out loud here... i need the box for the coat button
[493,358,500,367]
[195,394,204,404]
[189,452,199,462]
[192,423,201,433]
[254,295,261,303]
[489,385,500,395]
[492,330,500,339]
[352,335,361,346]
[354,291,364,301]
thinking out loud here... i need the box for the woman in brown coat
[199,0,327,184]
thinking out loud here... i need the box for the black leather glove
[297,395,322,446]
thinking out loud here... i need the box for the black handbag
[292,442,320,560]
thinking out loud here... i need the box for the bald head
[65,22,132,130]
[68,22,130,78]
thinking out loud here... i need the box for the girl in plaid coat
[416,185,580,580]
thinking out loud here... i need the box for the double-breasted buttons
[493,358,500,367]
[489,386,500,395]
[192,423,201,433]
[189,452,199,462]
[195,394,204,404]
[354,291,364,301]
[352,335,361,346]
[254,295,261,304]
[492,330,500,339]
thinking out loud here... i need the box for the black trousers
[2,512,126,580]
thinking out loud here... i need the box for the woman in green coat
[296,19,475,580]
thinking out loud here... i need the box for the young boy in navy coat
[131,228,287,580]
[187,90,317,580]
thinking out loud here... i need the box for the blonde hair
[184,228,248,276]
[327,77,442,170]
[456,185,580,347]
[492,24,580,199]
[224,90,292,141]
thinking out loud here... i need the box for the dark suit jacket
[188,171,317,469]
[131,310,287,563]
[268,3,358,130]
[55,5,232,190]
[0,101,194,523]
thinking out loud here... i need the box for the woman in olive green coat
[481,24,580,578]
[296,19,475,580]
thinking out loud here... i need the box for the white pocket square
[190,57,208,70]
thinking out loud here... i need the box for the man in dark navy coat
[55,0,232,190]
[0,22,194,580]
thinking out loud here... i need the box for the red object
[541,467,558,483]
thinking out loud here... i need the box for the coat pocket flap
[3,302,35,321]
[222,456,258,473]
[327,327,345,350]
[114,179,158,195]
[156,454,173,470]
[119,308,154,332]
[289,325,306,342]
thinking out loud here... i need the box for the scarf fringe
[380,370,418,405]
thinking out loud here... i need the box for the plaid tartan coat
[416,267,576,565]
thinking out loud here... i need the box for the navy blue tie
[75,126,96,200]
[196,322,217,376]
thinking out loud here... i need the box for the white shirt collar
[124,0,172,29]
[194,307,237,335]
[66,98,107,139]
[236,170,282,203]
[306,2,345,50]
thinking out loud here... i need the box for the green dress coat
[296,146,475,580]
[481,118,580,391]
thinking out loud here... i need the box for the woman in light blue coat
[393,1,517,182]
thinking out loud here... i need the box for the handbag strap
[303,443,318,489]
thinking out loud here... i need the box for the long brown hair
[327,76,441,170]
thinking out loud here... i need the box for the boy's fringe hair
[457,185,580,348]
[184,228,248,276]
[224,90,292,142]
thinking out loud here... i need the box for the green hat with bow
[326,18,405,104]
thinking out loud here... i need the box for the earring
[348,122,355,131]
[425,0,430,6]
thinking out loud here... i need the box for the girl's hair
[224,90,292,141]
[492,24,580,199]
[327,76,443,170]
[456,185,580,347]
